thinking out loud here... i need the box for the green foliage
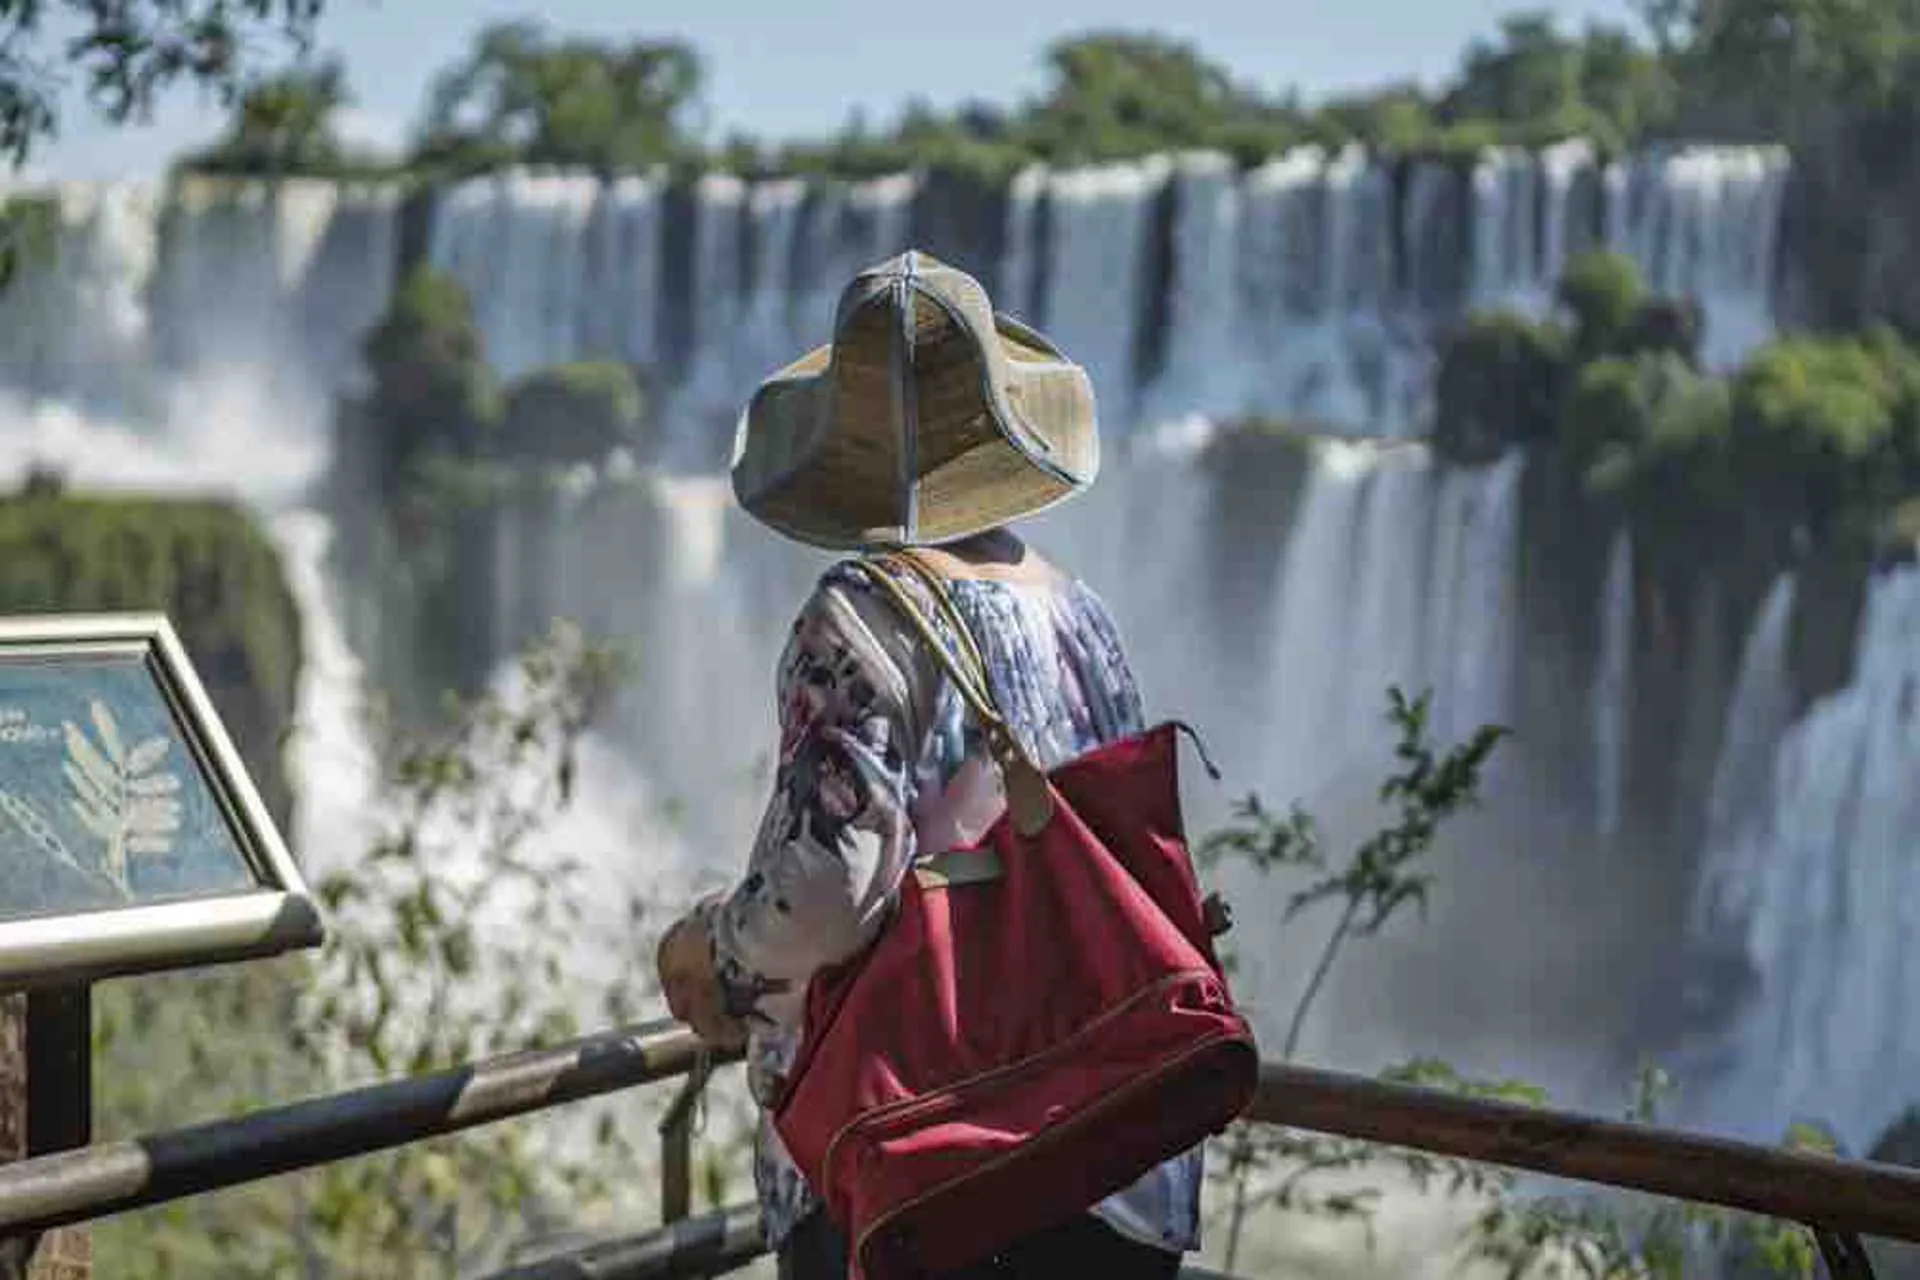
[1435,249,1920,567]
[93,621,664,1279]
[183,54,386,178]
[1726,333,1920,539]
[1200,687,1509,1269]
[1465,1067,1820,1280]
[1557,251,1646,359]
[415,20,704,174]
[160,6,1818,184]
[0,490,303,817]
[1434,312,1570,465]
[1435,253,1710,475]
[1013,31,1258,164]
[0,193,58,292]
[1646,0,1920,135]
[498,363,646,465]
[360,266,498,486]
[0,0,324,168]
[1562,351,1733,513]
[1439,13,1678,151]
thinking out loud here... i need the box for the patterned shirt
[700,555,1206,1255]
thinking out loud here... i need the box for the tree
[360,267,496,482]
[1558,252,1646,360]
[1017,32,1253,161]
[1728,335,1910,539]
[1562,351,1736,542]
[0,0,325,167]
[1433,313,1569,465]
[415,21,704,172]
[1445,13,1588,130]
[497,363,646,465]
[190,54,349,173]
[1434,13,1676,148]
[1576,22,1679,142]
[1644,0,1920,133]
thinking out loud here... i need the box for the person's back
[738,535,1200,1278]
[657,250,1206,1280]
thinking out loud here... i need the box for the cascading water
[1592,529,1635,840]
[1691,574,1800,943]
[1015,160,1166,432]
[1682,566,1920,1153]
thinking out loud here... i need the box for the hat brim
[731,307,1099,552]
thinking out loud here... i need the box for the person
[656,250,1201,1279]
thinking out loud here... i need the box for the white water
[1592,529,1635,840]
[1684,567,1920,1153]
[1690,574,1800,945]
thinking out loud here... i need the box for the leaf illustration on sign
[65,699,183,890]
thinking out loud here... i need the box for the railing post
[0,986,91,1280]
[656,1049,712,1225]
[1814,1227,1879,1280]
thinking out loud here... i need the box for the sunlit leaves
[0,0,323,167]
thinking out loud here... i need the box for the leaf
[127,773,181,796]
[89,699,126,766]
[64,721,119,797]
[71,798,117,842]
[125,798,182,835]
[126,736,170,774]
[63,759,112,812]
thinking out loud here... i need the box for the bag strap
[858,550,1055,837]
[862,552,999,727]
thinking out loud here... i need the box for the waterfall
[1685,567,1920,1151]
[1018,159,1167,432]
[390,144,1794,454]
[1423,450,1525,747]
[1260,440,1374,800]
[1592,529,1635,839]
[1604,146,1789,370]
[1691,574,1800,941]
[270,511,382,880]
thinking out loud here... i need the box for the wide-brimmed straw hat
[729,249,1100,550]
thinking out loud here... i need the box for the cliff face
[0,493,303,831]
[1778,109,1920,337]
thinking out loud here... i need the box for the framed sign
[0,613,322,989]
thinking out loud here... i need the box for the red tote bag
[772,551,1259,1279]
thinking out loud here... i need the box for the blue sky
[24,0,1641,182]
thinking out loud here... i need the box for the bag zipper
[850,1021,1257,1269]
[818,966,1238,1190]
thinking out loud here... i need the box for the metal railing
[1,1019,1917,1278]
[0,1019,720,1240]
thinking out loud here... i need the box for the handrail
[0,1019,741,1240]
[485,1203,765,1280]
[1247,1061,1920,1247]
[0,1020,1914,1274]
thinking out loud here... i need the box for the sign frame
[0,611,323,991]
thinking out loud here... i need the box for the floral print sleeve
[706,562,940,1033]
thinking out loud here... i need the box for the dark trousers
[776,1208,1182,1280]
